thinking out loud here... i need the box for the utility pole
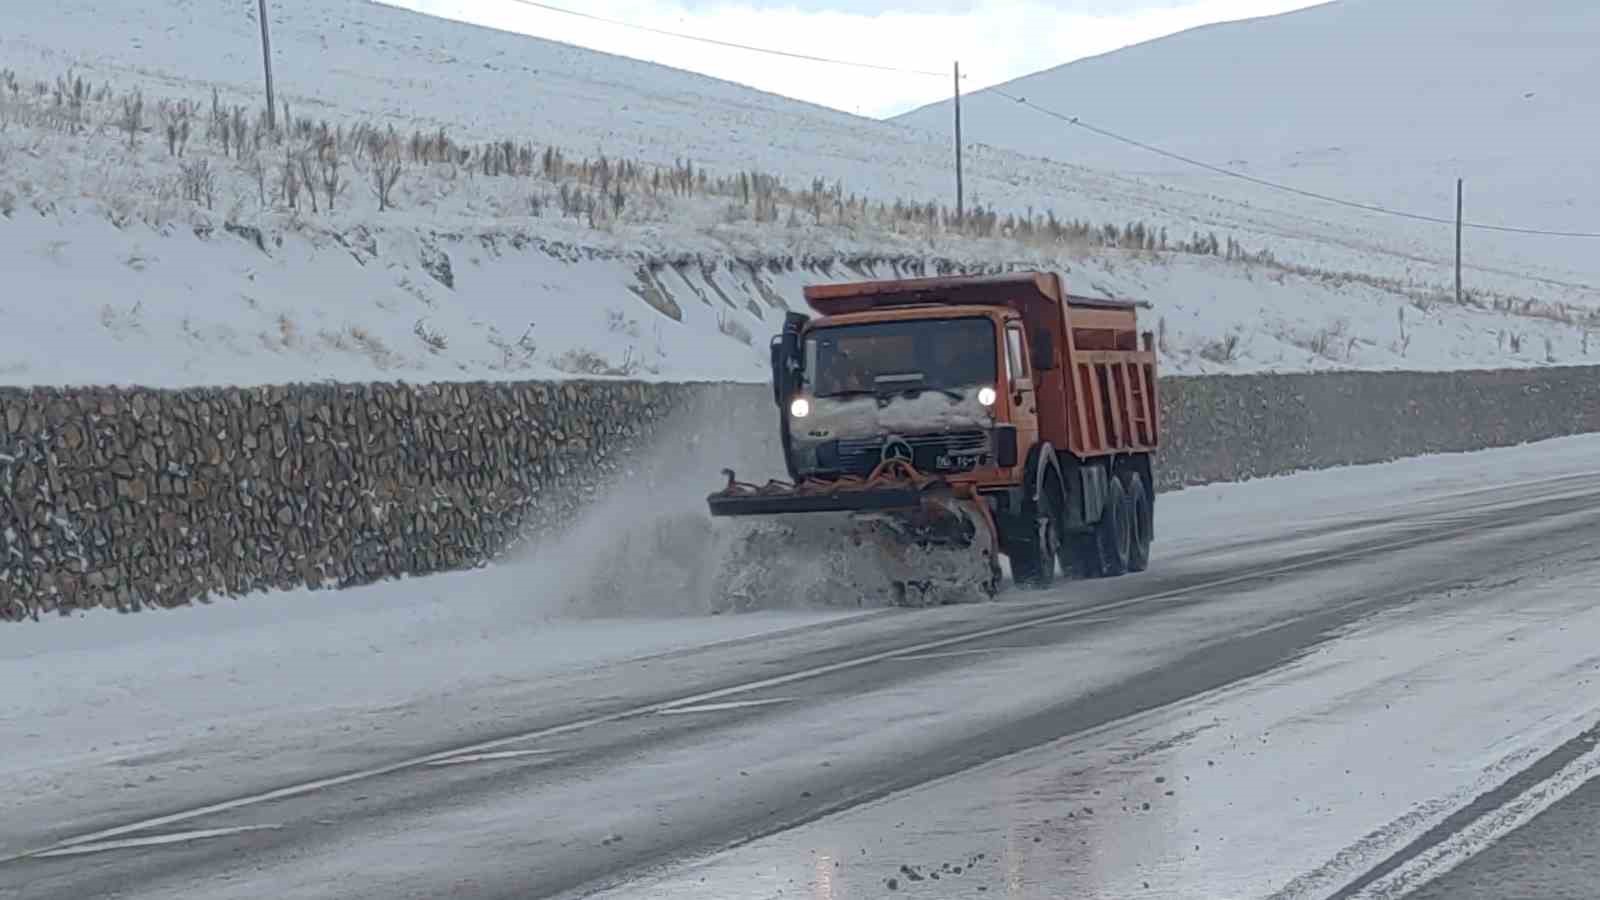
[954,60,964,227]
[258,0,276,131]
[1455,178,1463,306]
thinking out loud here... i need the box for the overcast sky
[389,0,1326,118]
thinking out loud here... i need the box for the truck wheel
[1009,482,1061,590]
[1121,469,1153,573]
[1074,475,1132,578]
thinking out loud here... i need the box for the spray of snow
[495,400,998,617]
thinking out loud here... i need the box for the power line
[499,0,950,77]
[987,88,1600,239]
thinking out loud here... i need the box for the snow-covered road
[4,436,1600,899]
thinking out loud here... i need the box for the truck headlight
[977,386,997,407]
[789,397,811,418]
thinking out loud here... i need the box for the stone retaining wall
[3,366,1597,620]
[1156,367,1600,490]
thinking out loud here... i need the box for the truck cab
[782,304,1037,485]
[751,270,1159,589]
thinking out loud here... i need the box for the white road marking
[1038,614,1121,627]
[1346,743,1600,899]
[891,647,1024,661]
[655,698,795,715]
[11,480,1600,866]
[424,749,559,767]
[31,825,282,859]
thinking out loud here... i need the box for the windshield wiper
[817,386,966,402]
[891,386,965,402]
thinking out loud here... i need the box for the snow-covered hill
[1,0,1596,388]
[896,0,1600,276]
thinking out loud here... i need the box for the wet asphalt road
[4,471,1600,899]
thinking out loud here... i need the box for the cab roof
[802,271,1143,318]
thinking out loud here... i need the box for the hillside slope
[1,0,1596,387]
[896,0,1600,271]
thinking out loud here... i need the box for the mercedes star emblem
[880,436,914,465]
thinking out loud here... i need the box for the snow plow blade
[706,460,958,520]
[706,461,1003,604]
[708,487,923,517]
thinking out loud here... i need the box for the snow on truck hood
[797,390,993,440]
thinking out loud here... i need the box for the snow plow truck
[707,271,1158,600]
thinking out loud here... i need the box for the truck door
[1004,320,1041,457]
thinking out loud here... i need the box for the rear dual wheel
[1123,469,1153,574]
[1069,465,1152,578]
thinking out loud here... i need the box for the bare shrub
[297,148,319,213]
[488,324,538,370]
[119,90,143,149]
[317,328,349,351]
[1198,333,1241,364]
[159,100,192,157]
[105,194,135,229]
[179,158,216,210]
[552,347,638,377]
[1394,307,1411,357]
[276,314,300,349]
[337,325,394,367]
[230,105,248,160]
[319,142,344,212]
[605,308,641,338]
[371,140,402,212]
[280,143,301,210]
[1307,329,1333,359]
[246,153,266,207]
[413,318,448,353]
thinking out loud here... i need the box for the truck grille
[827,430,991,475]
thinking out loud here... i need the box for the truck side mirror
[769,336,786,406]
[772,311,809,406]
[1031,328,1057,370]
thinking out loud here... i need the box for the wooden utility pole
[954,61,964,226]
[1455,178,1463,306]
[258,0,276,131]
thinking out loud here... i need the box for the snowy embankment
[5,204,1597,389]
[3,0,1599,387]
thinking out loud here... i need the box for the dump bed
[802,272,1159,461]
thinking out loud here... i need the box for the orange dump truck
[708,271,1158,596]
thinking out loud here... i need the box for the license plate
[937,453,983,471]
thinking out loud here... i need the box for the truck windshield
[803,317,997,398]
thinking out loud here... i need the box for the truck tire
[1009,479,1061,590]
[1072,475,1132,578]
[1121,469,1153,573]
